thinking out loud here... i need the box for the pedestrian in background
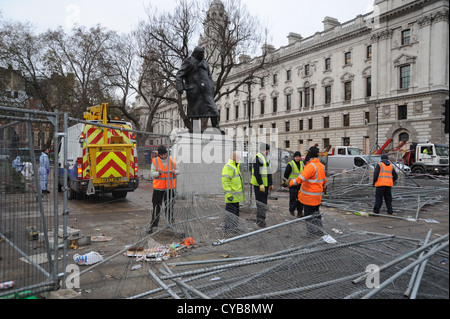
[149,145,179,233]
[284,151,304,217]
[12,156,24,172]
[39,148,50,194]
[221,151,245,232]
[373,153,398,215]
[250,143,273,228]
[289,147,327,236]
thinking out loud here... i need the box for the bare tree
[135,1,199,131]
[199,0,269,98]
[44,25,117,118]
[0,20,73,147]
[100,32,167,149]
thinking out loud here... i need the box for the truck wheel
[412,166,425,175]
[112,191,127,199]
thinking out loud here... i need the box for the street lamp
[375,100,380,149]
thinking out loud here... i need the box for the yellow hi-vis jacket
[288,160,304,180]
[221,159,245,203]
[250,153,269,187]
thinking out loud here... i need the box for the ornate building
[148,0,449,154]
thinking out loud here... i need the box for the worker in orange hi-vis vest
[289,147,327,236]
[373,153,398,216]
[148,145,180,234]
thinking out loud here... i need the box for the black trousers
[253,185,269,227]
[289,186,303,216]
[373,186,393,215]
[151,189,175,227]
[303,204,323,236]
[225,202,240,230]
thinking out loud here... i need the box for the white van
[326,155,410,174]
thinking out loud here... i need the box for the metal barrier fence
[0,106,62,299]
[1,106,171,298]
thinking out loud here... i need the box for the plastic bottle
[73,251,103,265]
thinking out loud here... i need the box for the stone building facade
[148,0,449,154]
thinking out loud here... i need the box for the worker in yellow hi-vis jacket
[221,151,245,231]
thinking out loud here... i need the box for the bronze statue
[176,46,222,133]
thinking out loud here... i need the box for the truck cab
[407,143,449,175]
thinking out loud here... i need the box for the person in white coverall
[39,148,50,194]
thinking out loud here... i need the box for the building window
[366,77,372,97]
[325,58,331,71]
[271,123,276,129]
[324,116,330,129]
[299,92,303,108]
[400,65,410,89]
[305,87,311,107]
[401,29,411,46]
[273,74,278,85]
[342,137,350,146]
[286,94,292,110]
[272,97,277,113]
[235,105,239,119]
[343,114,350,127]
[323,138,330,149]
[365,111,370,124]
[260,77,265,87]
[285,121,290,132]
[398,105,407,120]
[345,52,351,65]
[299,119,303,131]
[344,81,352,101]
[308,118,313,130]
[399,132,409,142]
[226,108,230,121]
[325,86,331,104]
[286,70,292,81]
[260,100,265,114]
[367,45,372,59]
[285,140,290,149]
[305,64,310,76]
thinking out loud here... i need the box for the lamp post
[375,100,380,149]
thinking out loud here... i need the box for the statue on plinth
[176,46,223,134]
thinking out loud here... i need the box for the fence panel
[0,106,62,299]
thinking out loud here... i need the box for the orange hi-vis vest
[152,156,177,190]
[289,158,327,206]
[375,162,394,187]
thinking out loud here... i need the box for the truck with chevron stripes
[58,103,139,199]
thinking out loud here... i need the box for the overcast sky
[0,0,375,49]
